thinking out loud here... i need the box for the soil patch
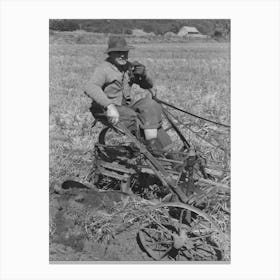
[49,181,150,262]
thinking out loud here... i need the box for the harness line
[152,96,230,129]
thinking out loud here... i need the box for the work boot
[146,138,163,157]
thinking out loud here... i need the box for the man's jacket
[85,60,153,108]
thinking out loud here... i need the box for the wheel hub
[173,229,193,250]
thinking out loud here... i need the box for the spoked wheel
[138,202,226,261]
[98,126,129,145]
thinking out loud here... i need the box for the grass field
[49,34,230,261]
[50,39,230,181]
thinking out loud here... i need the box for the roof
[177,26,200,36]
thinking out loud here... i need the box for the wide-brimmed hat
[105,35,134,54]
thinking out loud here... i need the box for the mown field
[49,34,230,261]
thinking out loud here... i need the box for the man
[85,35,171,154]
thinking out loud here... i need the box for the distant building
[177,26,206,37]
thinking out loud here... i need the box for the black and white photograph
[1,0,280,278]
[49,19,231,262]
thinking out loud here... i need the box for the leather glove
[131,61,146,78]
[106,104,119,125]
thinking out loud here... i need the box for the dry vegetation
[49,32,230,261]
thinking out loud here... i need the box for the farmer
[85,35,171,154]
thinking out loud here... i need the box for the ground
[49,182,151,261]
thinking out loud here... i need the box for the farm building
[177,26,206,37]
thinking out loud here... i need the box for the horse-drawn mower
[84,91,230,261]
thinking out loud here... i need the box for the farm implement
[85,90,230,261]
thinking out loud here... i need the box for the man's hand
[107,104,120,125]
[131,61,146,78]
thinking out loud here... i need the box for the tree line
[49,19,230,38]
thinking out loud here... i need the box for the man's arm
[137,73,153,89]
[85,66,120,125]
[130,61,153,89]
[85,66,112,108]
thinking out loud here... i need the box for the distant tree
[194,21,213,35]
[142,23,154,33]
[170,23,180,34]
[49,20,63,31]
[49,19,230,39]
[103,24,122,34]
[215,30,223,37]
[124,28,132,35]
[49,20,79,31]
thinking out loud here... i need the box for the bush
[213,30,223,37]
[124,29,132,35]
[50,20,79,31]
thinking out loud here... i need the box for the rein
[150,93,230,129]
